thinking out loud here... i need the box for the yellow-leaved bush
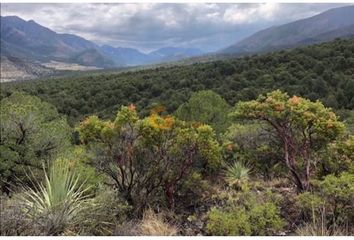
[77,105,221,213]
[232,90,345,192]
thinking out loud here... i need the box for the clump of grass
[296,222,348,236]
[21,160,91,235]
[138,209,178,236]
[296,206,349,236]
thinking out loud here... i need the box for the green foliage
[175,90,231,134]
[1,39,353,236]
[175,171,209,208]
[318,135,354,176]
[77,105,221,212]
[57,147,104,194]
[2,39,353,124]
[0,92,71,193]
[21,159,91,235]
[206,197,284,236]
[233,90,344,140]
[76,115,109,144]
[222,123,283,180]
[248,201,286,235]
[206,207,251,235]
[298,172,354,229]
[232,90,345,191]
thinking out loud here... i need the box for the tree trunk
[284,142,305,192]
[164,182,175,210]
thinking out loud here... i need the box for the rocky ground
[0,56,54,82]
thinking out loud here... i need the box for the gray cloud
[1,3,349,52]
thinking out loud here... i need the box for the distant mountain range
[0,15,204,68]
[1,5,354,82]
[222,5,354,54]
[100,45,203,66]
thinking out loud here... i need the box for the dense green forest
[1,39,353,125]
[1,39,353,236]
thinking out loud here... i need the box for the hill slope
[1,15,205,69]
[0,16,113,67]
[222,5,354,54]
[2,39,353,124]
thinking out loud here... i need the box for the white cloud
[222,3,280,24]
[1,3,349,52]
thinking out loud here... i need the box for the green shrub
[206,197,285,236]
[318,135,354,177]
[0,92,71,193]
[57,147,104,194]
[176,171,209,208]
[206,207,251,236]
[298,172,354,229]
[248,202,285,235]
[221,123,284,180]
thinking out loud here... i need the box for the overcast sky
[1,3,349,52]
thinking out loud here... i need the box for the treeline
[1,39,354,125]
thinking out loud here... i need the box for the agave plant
[224,161,251,189]
[21,160,90,235]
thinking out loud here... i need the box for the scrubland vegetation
[0,39,353,236]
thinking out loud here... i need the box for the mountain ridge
[222,5,354,54]
[1,15,204,68]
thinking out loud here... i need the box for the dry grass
[296,223,348,236]
[296,207,350,236]
[138,209,178,236]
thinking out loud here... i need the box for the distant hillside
[2,39,353,124]
[0,16,114,68]
[148,47,204,62]
[100,45,204,66]
[100,45,146,66]
[222,5,354,54]
[69,49,115,68]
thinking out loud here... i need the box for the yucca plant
[224,161,251,189]
[21,160,91,235]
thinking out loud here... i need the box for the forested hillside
[2,39,353,125]
[1,38,353,236]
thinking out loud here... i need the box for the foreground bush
[318,135,354,177]
[0,92,71,194]
[206,207,251,235]
[298,171,354,232]
[222,123,284,180]
[206,191,285,236]
[232,90,345,192]
[78,105,221,213]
